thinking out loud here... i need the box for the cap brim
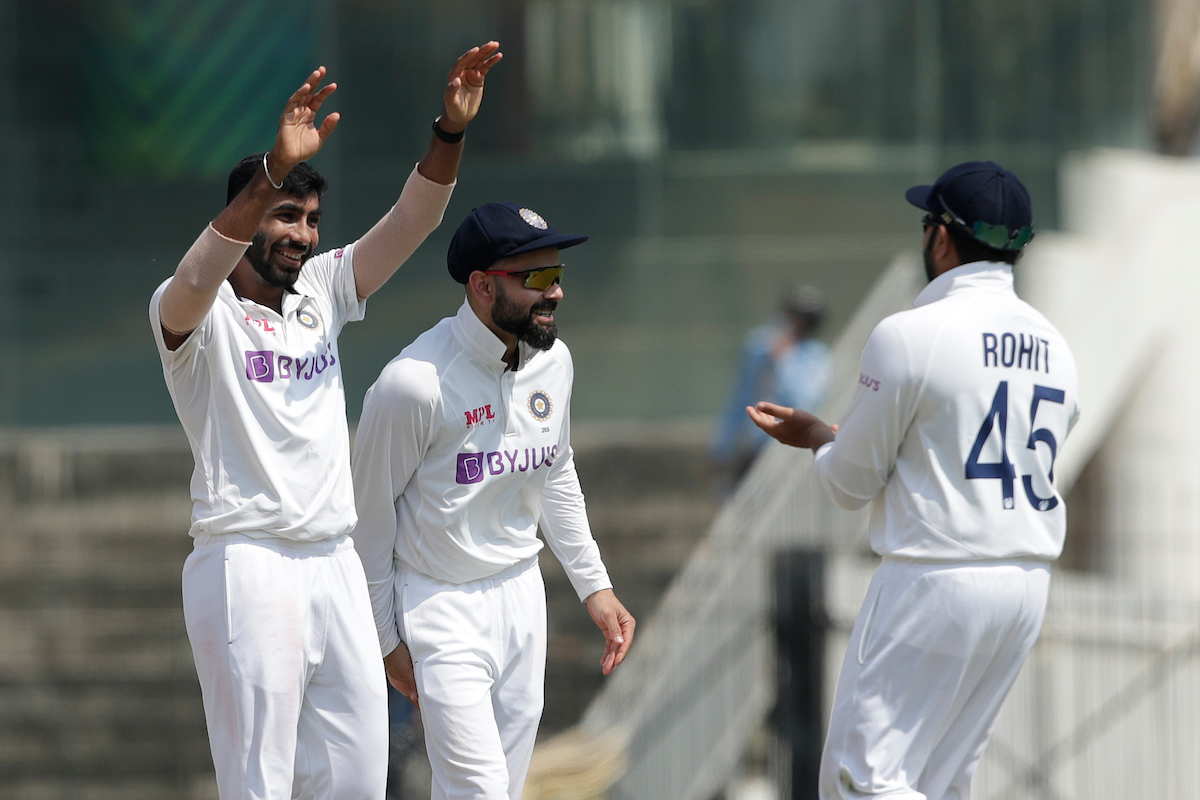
[503,233,590,259]
[905,184,935,210]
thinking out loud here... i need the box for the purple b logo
[246,350,275,382]
[456,453,485,484]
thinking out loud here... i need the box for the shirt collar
[452,300,535,371]
[225,279,303,304]
[912,260,1014,308]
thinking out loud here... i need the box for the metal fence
[541,250,1200,800]
[555,253,923,800]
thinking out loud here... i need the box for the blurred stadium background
[2,0,1199,798]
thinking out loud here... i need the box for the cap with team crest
[447,202,590,284]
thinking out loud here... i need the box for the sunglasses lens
[973,221,1034,251]
[522,266,563,290]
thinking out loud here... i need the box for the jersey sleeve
[295,244,367,334]
[149,278,212,375]
[538,350,613,601]
[351,358,439,656]
[813,316,919,510]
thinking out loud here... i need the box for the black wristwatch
[432,116,465,144]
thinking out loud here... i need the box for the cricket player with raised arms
[352,203,636,800]
[750,162,1079,800]
[148,43,501,800]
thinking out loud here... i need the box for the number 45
[965,381,1065,512]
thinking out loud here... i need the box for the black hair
[945,223,1023,266]
[782,285,826,334]
[226,153,328,205]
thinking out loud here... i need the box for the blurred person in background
[352,202,635,800]
[148,44,501,800]
[711,285,831,492]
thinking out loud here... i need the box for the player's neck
[229,260,288,314]
[467,295,521,369]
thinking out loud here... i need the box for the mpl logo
[246,351,275,382]
[464,404,495,427]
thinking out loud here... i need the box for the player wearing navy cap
[750,161,1079,799]
[352,203,635,800]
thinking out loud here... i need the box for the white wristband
[263,152,284,190]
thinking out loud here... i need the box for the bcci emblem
[519,208,548,230]
[528,390,553,421]
[297,308,321,330]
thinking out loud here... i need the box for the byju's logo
[455,446,559,485]
[243,344,339,385]
[246,351,274,382]
[456,453,486,484]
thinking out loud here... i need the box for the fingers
[755,400,792,419]
[287,66,327,109]
[285,68,336,117]
[611,614,635,670]
[308,82,337,113]
[460,54,503,87]
[746,405,782,433]
[385,667,419,708]
[598,606,635,675]
[316,112,340,143]
[448,45,481,81]
[449,41,502,82]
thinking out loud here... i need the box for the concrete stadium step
[0,677,209,779]
[0,425,717,795]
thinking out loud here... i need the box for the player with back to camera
[749,162,1080,800]
[351,203,636,800]
[148,43,501,800]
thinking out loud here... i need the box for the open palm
[273,66,340,168]
[442,42,503,129]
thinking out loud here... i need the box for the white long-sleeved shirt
[352,301,612,655]
[149,166,452,542]
[814,261,1080,561]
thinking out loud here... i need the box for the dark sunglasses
[930,195,1035,251]
[482,264,565,290]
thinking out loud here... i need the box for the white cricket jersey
[352,301,612,655]
[814,260,1080,561]
[149,244,365,542]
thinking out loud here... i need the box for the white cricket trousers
[398,557,547,800]
[183,534,389,800]
[820,558,1051,800]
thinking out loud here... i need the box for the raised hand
[440,41,503,132]
[270,67,340,177]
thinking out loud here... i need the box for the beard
[922,234,938,283]
[247,233,312,289]
[493,282,559,351]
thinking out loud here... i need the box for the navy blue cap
[906,161,1034,251]
[447,203,589,283]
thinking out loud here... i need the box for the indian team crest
[519,208,548,230]
[528,390,553,421]
[297,308,321,330]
